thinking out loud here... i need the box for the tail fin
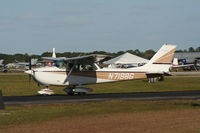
[172,58,178,66]
[52,48,56,58]
[145,44,176,72]
[0,60,4,65]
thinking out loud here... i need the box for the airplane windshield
[44,56,98,71]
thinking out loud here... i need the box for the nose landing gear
[37,86,55,95]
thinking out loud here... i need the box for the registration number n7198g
[108,73,134,80]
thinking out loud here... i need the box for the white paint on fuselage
[31,66,128,86]
[29,63,167,86]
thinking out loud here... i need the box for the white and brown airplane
[25,44,176,95]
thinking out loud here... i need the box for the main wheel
[68,92,75,95]
[77,92,86,95]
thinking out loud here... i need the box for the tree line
[0,46,199,64]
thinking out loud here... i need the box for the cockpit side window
[64,62,97,72]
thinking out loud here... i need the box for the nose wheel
[38,86,55,95]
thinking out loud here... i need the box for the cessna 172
[25,44,176,95]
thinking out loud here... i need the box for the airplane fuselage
[29,66,148,86]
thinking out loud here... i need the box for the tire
[78,92,86,95]
[68,92,75,95]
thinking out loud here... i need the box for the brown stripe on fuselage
[47,71,147,81]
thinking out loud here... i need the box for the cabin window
[65,63,97,71]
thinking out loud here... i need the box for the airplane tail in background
[0,60,4,66]
[172,58,178,66]
[52,48,56,58]
[144,44,176,73]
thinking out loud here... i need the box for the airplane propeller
[25,55,38,88]
[28,55,32,88]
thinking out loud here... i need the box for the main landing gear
[148,75,165,83]
[37,86,93,96]
[63,85,93,95]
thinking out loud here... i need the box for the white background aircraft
[6,59,38,69]
[172,58,196,71]
[25,44,176,95]
[0,60,4,67]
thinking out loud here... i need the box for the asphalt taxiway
[3,90,200,106]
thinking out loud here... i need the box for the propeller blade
[29,56,32,70]
[28,55,32,88]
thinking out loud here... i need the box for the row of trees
[0,47,199,64]
[176,47,200,52]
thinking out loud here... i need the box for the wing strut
[63,61,77,84]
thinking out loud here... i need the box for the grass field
[0,74,200,96]
[1,100,200,127]
[1,100,200,133]
[1,74,200,132]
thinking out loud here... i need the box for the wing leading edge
[42,55,96,61]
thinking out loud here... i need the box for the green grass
[0,74,64,96]
[88,76,200,93]
[0,74,200,96]
[1,100,200,128]
[1,74,200,128]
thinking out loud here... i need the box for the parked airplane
[25,44,176,95]
[172,58,196,70]
[6,59,38,69]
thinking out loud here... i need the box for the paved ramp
[3,90,200,106]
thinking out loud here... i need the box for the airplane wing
[42,55,96,61]
[42,57,67,61]
[63,55,96,61]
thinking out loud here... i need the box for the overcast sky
[0,0,200,54]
